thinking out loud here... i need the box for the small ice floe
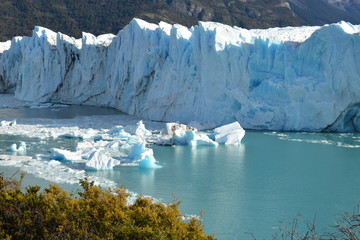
[185,131,218,146]
[160,121,245,146]
[58,128,97,140]
[7,142,27,153]
[128,142,161,168]
[0,154,33,166]
[0,119,16,126]
[164,122,194,135]
[124,120,152,137]
[171,127,217,146]
[211,121,245,145]
[51,148,83,161]
[84,150,121,170]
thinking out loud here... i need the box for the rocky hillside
[0,0,359,41]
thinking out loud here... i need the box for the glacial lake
[0,105,360,239]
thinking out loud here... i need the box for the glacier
[0,19,360,132]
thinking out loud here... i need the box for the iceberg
[127,142,161,168]
[0,20,359,132]
[161,122,243,146]
[7,142,26,153]
[212,122,245,145]
[185,131,218,146]
[84,150,121,170]
[124,120,152,137]
[51,148,83,161]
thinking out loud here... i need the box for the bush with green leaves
[0,173,215,240]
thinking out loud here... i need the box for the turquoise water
[89,131,360,239]
[0,105,360,239]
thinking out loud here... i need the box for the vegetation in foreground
[0,173,215,240]
[1,172,360,240]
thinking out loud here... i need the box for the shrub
[0,173,215,240]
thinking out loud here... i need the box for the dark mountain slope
[0,0,304,41]
[0,0,359,42]
[289,0,360,25]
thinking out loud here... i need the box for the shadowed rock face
[0,19,360,132]
[288,0,360,25]
[323,0,360,11]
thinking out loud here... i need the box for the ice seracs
[0,19,359,132]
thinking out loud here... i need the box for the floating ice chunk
[51,148,83,161]
[17,142,27,152]
[173,127,187,145]
[7,142,26,153]
[7,143,18,152]
[119,136,145,154]
[0,154,33,165]
[85,150,120,170]
[124,120,152,137]
[138,152,162,169]
[126,142,161,168]
[0,120,16,126]
[164,122,217,146]
[164,122,194,135]
[108,126,132,138]
[185,131,218,146]
[213,122,245,145]
[128,142,146,160]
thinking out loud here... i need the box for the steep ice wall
[0,19,360,132]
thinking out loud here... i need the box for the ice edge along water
[0,97,245,189]
[0,19,359,132]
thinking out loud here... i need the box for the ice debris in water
[128,142,161,169]
[212,121,245,145]
[160,121,245,146]
[0,119,16,126]
[7,142,26,153]
[47,121,162,170]
[84,151,121,170]
[124,120,152,137]
[51,148,83,161]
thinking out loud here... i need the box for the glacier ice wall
[0,19,360,132]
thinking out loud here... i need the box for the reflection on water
[1,105,360,240]
[88,132,360,239]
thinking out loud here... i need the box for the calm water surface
[0,106,360,239]
[89,131,360,239]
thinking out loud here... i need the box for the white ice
[84,150,121,170]
[1,19,359,132]
[7,142,26,153]
[212,122,246,145]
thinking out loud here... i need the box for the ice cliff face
[0,19,360,132]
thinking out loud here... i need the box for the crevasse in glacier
[0,19,359,132]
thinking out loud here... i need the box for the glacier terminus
[0,19,359,132]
